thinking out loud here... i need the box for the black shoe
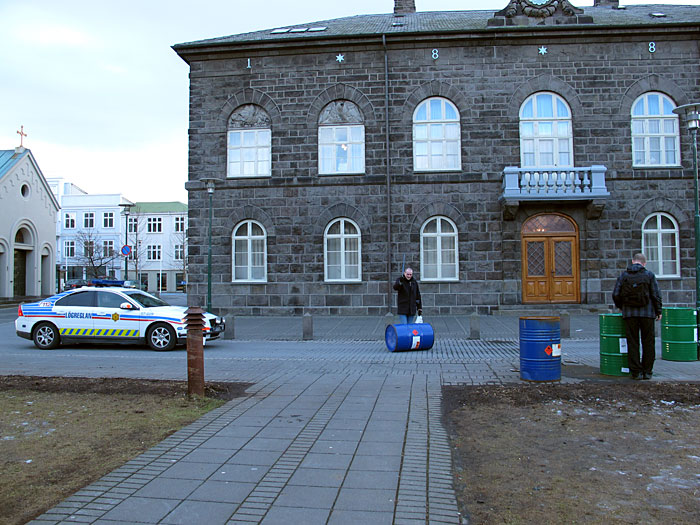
[642,372,652,380]
[631,373,641,380]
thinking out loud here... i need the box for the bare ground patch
[442,375,700,524]
[0,375,249,525]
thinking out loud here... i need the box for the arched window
[642,212,680,278]
[631,92,680,167]
[413,97,461,171]
[232,220,267,282]
[227,105,271,178]
[318,101,365,175]
[519,92,573,169]
[420,216,458,281]
[324,218,361,282]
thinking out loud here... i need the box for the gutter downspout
[383,34,392,314]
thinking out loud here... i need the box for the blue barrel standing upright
[519,316,561,382]
[385,323,434,352]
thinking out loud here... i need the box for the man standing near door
[612,253,663,380]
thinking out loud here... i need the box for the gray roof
[0,149,27,179]
[174,5,700,50]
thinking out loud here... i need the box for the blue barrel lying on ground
[519,316,561,382]
[385,323,435,352]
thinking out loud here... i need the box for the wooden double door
[521,214,580,304]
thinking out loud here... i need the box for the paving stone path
[27,316,700,524]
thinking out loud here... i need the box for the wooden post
[186,306,205,397]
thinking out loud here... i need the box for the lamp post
[672,102,700,354]
[119,203,134,281]
[200,178,218,312]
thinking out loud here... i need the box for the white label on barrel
[552,343,561,357]
[411,336,421,349]
[619,339,628,354]
[621,367,630,373]
[695,328,698,343]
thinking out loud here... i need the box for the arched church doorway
[13,227,34,297]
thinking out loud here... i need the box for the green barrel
[599,313,629,376]
[661,307,698,362]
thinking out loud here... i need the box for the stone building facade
[174,0,700,317]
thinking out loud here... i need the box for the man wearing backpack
[613,253,663,380]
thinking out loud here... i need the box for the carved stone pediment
[319,100,363,125]
[229,104,271,129]
[488,0,592,26]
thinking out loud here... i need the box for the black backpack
[620,271,651,307]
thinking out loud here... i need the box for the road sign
[121,245,132,257]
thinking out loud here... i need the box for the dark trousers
[624,317,656,375]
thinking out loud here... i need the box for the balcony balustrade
[500,165,609,219]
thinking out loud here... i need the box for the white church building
[0,147,60,299]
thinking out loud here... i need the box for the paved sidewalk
[28,315,699,525]
[226,313,605,341]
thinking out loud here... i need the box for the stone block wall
[183,26,699,315]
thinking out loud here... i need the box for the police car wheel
[147,323,176,351]
[33,322,60,350]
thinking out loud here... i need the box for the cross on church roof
[17,125,27,147]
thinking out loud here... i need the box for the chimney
[593,0,620,7]
[394,0,416,15]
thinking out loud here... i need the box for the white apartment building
[48,178,133,289]
[127,202,187,293]
[48,179,187,293]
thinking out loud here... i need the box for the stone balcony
[500,165,610,220]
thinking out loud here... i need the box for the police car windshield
[122,291,169,308]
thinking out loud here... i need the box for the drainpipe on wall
[383,34,392,314]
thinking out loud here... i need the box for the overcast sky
[0,0,695,203]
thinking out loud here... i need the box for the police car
[15,285,225,351]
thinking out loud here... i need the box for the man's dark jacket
[393,276,422,316]
[612,263,662,318]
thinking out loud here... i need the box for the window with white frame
[175,216,185,233]
[147,217,162,233]
[232,220,267,282]
[228,104,271,178]
[413,97,461,171]
[128,217,138,234]
[324,218,361,282]
[84,212,94,228]
[631,92,680,167]
[102,240,114,257]
[420,216,458,281]
[174,244,184,261]
[65,213,76,229]
[519,92,573,168]
[64,240,75,258]
[318,100,365,175]
[84,241,95,257]
[319,126,365,174]
[103,212,114,228]
[147,244,162,261]
[642,212,680,278]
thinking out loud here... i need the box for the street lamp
[200,178,218,312]
[672,102,700,355]
[119,203,134,281]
